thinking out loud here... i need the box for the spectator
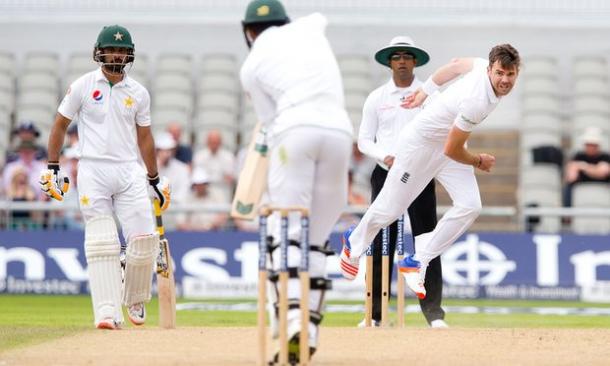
[177,168,229,231]
[6,120,47,163]
[6,167,39,229]
[193,129,235,202]
[563,127,610,206]
[166,122,193,164]
[155,132,191,229]
[2,140,46,198]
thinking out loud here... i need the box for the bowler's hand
[402,89,428,109]
[477,153,496,173]
[383,155,395,168]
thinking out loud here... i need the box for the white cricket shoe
[430,319,449,329]
[398,254,426,299]
[96,317,120,330]
[357,318,380,328]
[127,302,146,326]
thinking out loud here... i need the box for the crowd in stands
[563,127,610,207]
[1,116,609,232]
[0,118,378,232]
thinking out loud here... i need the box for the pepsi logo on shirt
[92,90,103,104]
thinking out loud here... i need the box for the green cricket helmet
[93,25,135,73]
[241,0,290,48]
[242,0,289,25]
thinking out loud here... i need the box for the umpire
[358,36,447,328]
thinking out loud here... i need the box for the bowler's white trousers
[349,126,482,268]
[267,125,352,246]
[77,159,155,241]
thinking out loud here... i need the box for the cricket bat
[153,199,176,329]
[231,122,269,220]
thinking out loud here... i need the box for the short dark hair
[489,44,520,70]
[245,20,288,38]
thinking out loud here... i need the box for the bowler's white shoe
[430,319,449,329]
[339,226,360,280]
[398,255,426,299]
[127,302,146,326]
[96,317,120,330]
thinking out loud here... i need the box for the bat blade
[231,122,269,220]
[157,238,176,329]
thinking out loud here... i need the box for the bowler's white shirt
[411,58,500,142]
[358,78,422,169]
[240,13,353,138]
[58,68,151,162]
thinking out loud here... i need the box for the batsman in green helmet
[240,1,354,365]
[93,24,136,76]
[241,0,290,48]
[42,24,171,331]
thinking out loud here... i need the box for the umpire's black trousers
[370,164,445,324]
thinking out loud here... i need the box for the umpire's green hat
[375,36,429,68]
[242,0,289,25]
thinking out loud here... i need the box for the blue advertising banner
[1,231,609,301]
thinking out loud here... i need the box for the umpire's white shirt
[58,68,151,162]
[240,13,353,138]
[358,78,422,170]
[411,58,500,142]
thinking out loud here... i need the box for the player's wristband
[421,77,440,96]
[476,154,482,168]
[147,173,160,186]
[47,161,60,174]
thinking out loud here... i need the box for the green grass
[1,295,609,352]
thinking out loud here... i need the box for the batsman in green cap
[41,24,171,330]
[241,0,354,364]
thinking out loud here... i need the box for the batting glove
[147,173,171,211]
[39,162,70,201]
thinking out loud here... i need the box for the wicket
[258,205,310,366]
[364,215,405,327]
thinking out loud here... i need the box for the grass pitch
[1,295,609,352]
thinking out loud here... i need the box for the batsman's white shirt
[348,57,502,267]
[240,12,353,139]
[59,68,151,162]
[240,13,353,246]
[58,69,154,240]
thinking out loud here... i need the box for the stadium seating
[0,51,15,76]
[521,186,562,233]
[201,54,238,74]
[572,56,608,79]
[157,53,192,75]
[572,182,610,235]
[23,52,60,75]
[0,47,608,235]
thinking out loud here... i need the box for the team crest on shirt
[92,90,103,104]
[124,96,134,108]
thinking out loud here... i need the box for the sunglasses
[390,53,415,61]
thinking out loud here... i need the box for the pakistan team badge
[124,96,134,108]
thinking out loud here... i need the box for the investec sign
[0,231,609,300]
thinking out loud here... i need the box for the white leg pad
[85,216,123,326]
[122,233,158,306]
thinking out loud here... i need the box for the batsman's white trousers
[349,126,482,267]
[267,126,352,246]
[77,159,155,241]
